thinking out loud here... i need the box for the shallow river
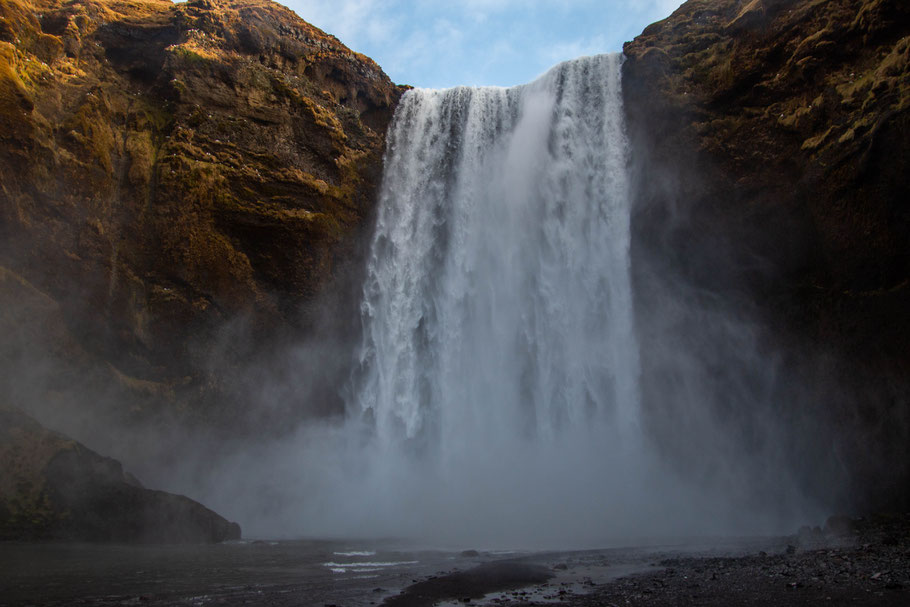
[0,538,788,606]
[0,540,466,606]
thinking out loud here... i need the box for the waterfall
[203,54,819,545]
[356,53,639,445]
[343,54,651,546]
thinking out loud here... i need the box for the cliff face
[0,0,404,540]
[623,0,909,510]
[0,0,402,430]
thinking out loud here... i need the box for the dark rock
[623,0,910,514]
[383,563,552,607]
[0,404,240,543]
[824,514,856,537]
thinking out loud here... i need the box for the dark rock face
[0,405,240,542]
[623,0,909,511]
[0,0,403,432]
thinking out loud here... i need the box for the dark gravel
[381,514,910,607]
[556,514,910,606]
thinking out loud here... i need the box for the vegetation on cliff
[0,0,402,429]
[0,0,402,541]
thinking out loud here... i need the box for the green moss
[33,32,63,64]
[0,44,33,136]
[167,44,212,65]
[126,130,154,186]
[709,55,735,90]
[3,479,57,534]
[801,126,833,150]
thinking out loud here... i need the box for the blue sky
[281,1,685,88]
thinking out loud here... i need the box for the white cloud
[539,34,609,67]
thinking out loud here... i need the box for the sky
[280,1,685,88]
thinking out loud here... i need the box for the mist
[164,53,824,547]
[3,52,845,550]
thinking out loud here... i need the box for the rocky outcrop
[623,0,909,511]
[0,405,241,542]
[0,0,403,431]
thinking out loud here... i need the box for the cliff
[0,0,402,541]
[623,0,909,511]
[0,404,241,541]
[3,0,909,538]
[0,0,402,431]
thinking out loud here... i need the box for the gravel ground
[383,514,910,607]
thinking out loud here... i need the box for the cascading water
[194,54,820,545]
[357,53,639,445]
[340,54,660,546]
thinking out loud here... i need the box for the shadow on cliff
[621,0,910,516]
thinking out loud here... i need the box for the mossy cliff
[0,0,402,429]
[623,0,909,511]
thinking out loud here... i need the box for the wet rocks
[382,563,553,607]
[561,515,910,606]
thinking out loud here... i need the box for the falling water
[187,54,819,546]
[343,54,655,546]
[357,53,638,442]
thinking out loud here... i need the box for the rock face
[0,0,401,542]
[623,0,909,511]
[0,405,241,542]
[0,0,402,431]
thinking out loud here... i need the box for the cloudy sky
[281,1,685,88]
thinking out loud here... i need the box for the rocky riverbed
[1,515,908,606]
[380,515,910,607]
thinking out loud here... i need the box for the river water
[0,540,461,606]
[0,537,797,606]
